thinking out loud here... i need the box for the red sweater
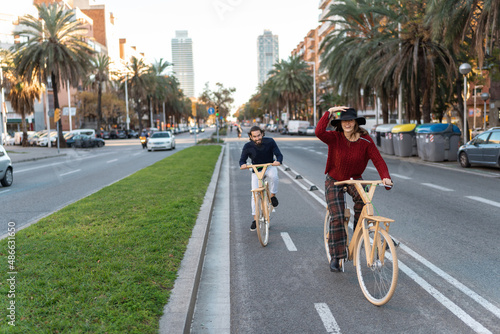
[315,112,390,181]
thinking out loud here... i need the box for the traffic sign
[208,107,215,115]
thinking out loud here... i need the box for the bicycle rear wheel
[255,192,269,247]
[356,226,398,305]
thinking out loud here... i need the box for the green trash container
[415,123,462,161]
[375,124,397,155]
[391,124,417,157]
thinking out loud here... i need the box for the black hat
[330,108,366,126]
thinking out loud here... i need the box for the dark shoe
[271,196,279,207]
[330,258,340,272]
[250,220,256,231]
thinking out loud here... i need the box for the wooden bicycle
[240,163,274,247]
[324,179,398,305]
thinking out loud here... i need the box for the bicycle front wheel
[255,192,269,247]
[323,210,331,263]
[356,226,398,305]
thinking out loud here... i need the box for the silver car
[0,145,13,187]
[458,127,500,168]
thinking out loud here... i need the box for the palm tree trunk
[97,82,102,131]
[21,106,28,147]
[52,73,67,148]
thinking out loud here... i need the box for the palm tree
[88,54,111,131]
[320,0,455,124]
[14,2,94,147]
[125,56,151,134]
[267,56,313,121]
[427,0,500,135]
[1,50,42,147]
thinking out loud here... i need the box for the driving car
[0,145,13,187]
[147,131,175,151]
[189,127,199,134]
[66,134,105,148]
[457,127,500,168]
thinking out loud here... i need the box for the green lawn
[0,145,221,333]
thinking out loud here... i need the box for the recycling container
[375,124,397,155]
[391,124,417,157]
[415,123,461,161]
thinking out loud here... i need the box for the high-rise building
[171,30,195,98]
[257,30,279,85]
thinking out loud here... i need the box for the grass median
[0,145,222,333]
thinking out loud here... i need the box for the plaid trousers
[325,175,364,260]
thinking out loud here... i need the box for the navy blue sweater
[239,137,283,166]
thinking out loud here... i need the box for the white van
[70,129,96,138]
[287,120,310,135]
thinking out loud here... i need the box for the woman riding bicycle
[316,106,392,272]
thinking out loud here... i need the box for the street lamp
[459,63,472,143]
[0,57,6,145]
[481,92,490,130]
[306,61,317,126]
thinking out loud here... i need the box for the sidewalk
[5,145,67,163]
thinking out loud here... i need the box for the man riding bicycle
[239,126,283,231]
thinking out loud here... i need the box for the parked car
[117,130,127,139]
[305,126,316,135]
[66,134,105,148]
[458,127,500,168]
[0,145,13,187]
[147,131,175,151]
[101,131,110,139]
[127,130,139,138]
[37,132,58,146]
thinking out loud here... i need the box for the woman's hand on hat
[328,106,349,118]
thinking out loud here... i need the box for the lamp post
[459,63,472,142]
[0,57,6,145]
[124,73,130,130]
[481,92,490,130]
[306,61,317,126]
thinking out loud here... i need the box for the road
[193,129,500,334]
[0,129,214,238]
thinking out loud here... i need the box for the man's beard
[253,139,262,146]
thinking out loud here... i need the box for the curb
[158,144,226,334]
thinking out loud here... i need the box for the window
[488,131,500,144]
[473,132,490,144]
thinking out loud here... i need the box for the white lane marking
[60,169,81,177]
[390,173,412,180]
[421,183,454,191]
[279,166,326,205]
[280,232,297,251]
[0,189,11,194]
[401,243,500,320]
[314,303,341,334]
[466,196,500,209]
[398,260,492,334]
[107,159,118,163]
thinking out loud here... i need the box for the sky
[101,0,321,112]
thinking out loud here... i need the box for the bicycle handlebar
[240,163,275,170]
[334,179,393,188]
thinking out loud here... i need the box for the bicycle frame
[335,180,393,267]
[242,163,274,246]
